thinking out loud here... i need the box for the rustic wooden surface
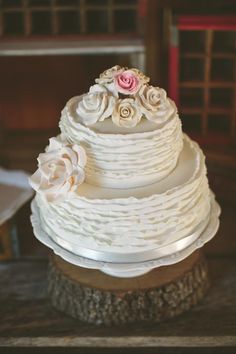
[0,255,235,352]
[48,251,209,325]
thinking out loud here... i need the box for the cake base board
[47,250,209,325]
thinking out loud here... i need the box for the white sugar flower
[112,98,142,128]
[89,83,118,98]
[95,65,124,85]
[76,91,116,125]
[136,85,176,122]
[29,137,87,202]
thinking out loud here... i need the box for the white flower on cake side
[29,137,87,202]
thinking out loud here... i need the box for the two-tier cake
[30,66,220,277]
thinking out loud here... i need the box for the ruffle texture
[35,136,211,254]
[59,96,183,188]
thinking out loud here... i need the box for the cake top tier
[29,65,183,202]
[76,65,176,129]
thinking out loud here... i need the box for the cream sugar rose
[30,65,217,264]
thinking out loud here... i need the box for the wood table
[0,254,235,353]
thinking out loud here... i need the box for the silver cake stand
[31,196,220,278]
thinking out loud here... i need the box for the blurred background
[0,0,235,258]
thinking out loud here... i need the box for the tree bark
[48,250,209,325]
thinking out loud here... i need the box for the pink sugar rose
[115,70,140,95]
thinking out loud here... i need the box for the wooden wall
[0,55,120,130]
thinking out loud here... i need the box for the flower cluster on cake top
[76,65,175,128]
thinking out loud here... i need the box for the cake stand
[30,196,220,325]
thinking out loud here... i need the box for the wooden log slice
[47,250,209,325]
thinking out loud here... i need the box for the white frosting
[34,135,211,258]
[59,96,183,188]
[30,66,216,266]
[76,90,115,126]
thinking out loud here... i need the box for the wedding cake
[30,66,219,274]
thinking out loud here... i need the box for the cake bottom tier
[33,135,213,262]
[31,193,220,278]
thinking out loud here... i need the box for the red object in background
[168,15,236,104]
[138,0,148,18]
[178,15,236,31]
[168,15,236,145]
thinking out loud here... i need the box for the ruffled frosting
[59,96,183,188]
[34,136,211,256]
